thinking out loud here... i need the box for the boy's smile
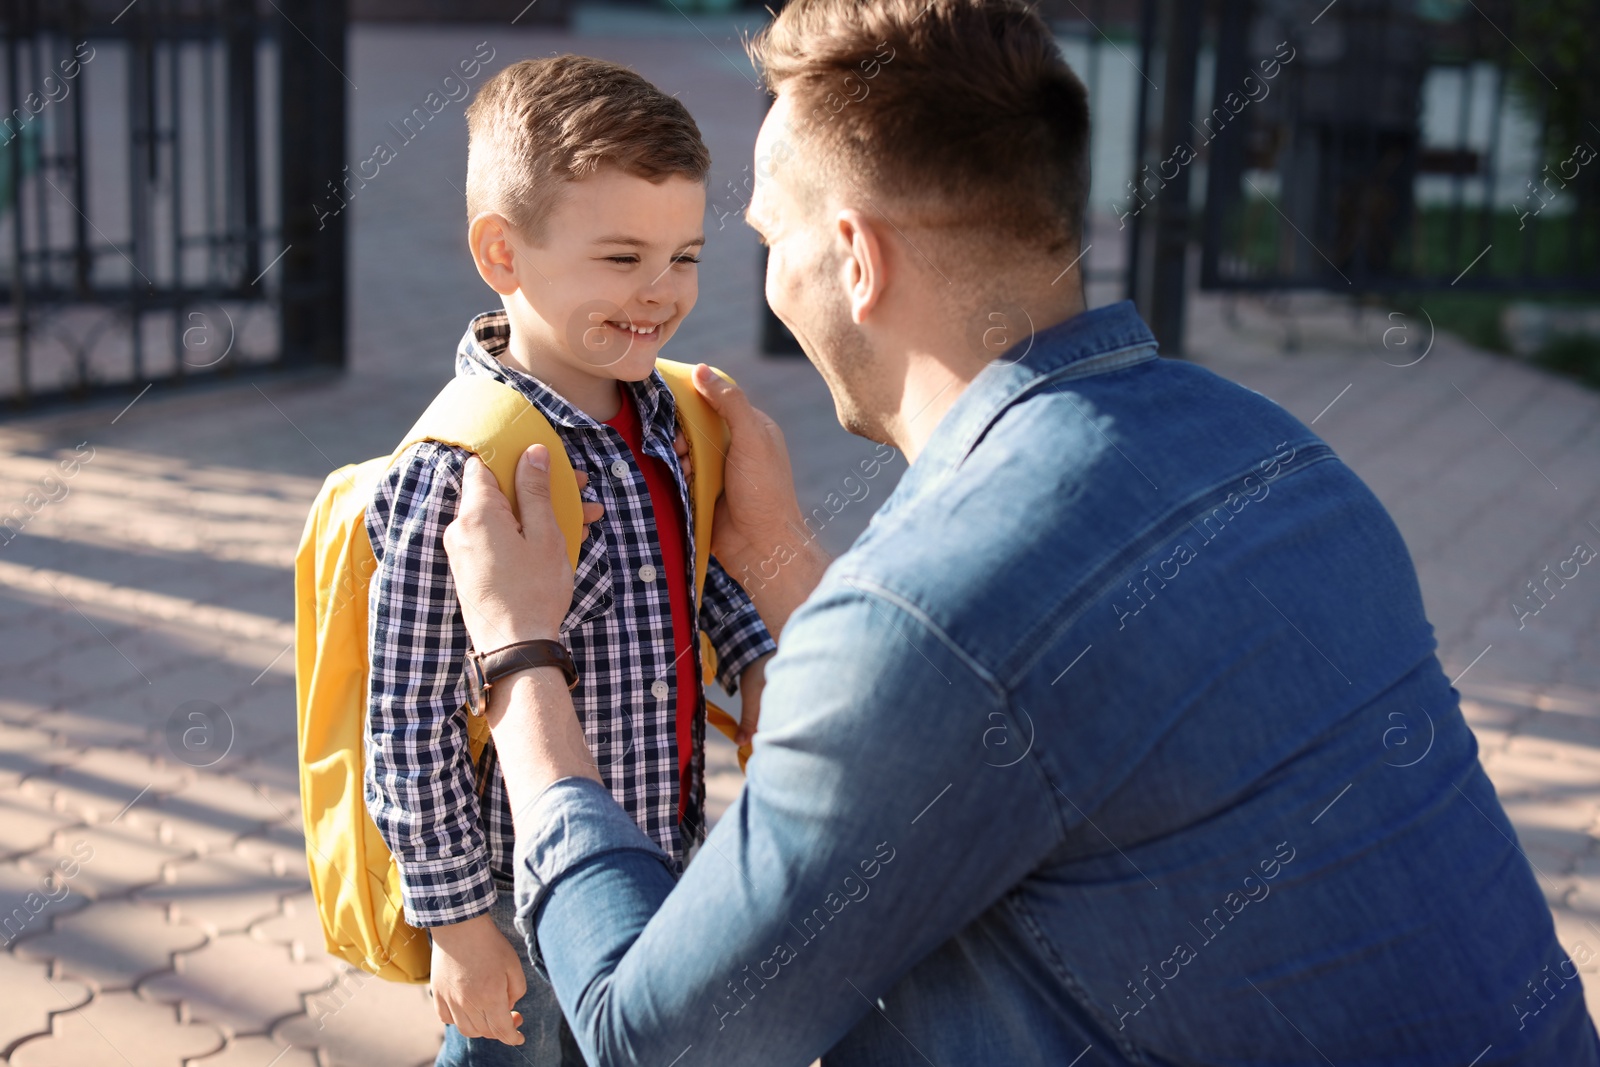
[470,167,707,420]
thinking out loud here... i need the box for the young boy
[364,56,776,1066]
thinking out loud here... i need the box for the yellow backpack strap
[396,376,585,567]
[655,360,755,767]
[397,376,587,765]
[654,359,731,607]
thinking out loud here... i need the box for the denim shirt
[513,302,1598,1066]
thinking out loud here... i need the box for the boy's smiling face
[471,167,706,415]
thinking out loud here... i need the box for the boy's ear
[469,212,522,297]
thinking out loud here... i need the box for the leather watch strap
[466,640,579,717]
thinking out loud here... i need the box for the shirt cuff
[512,776,674,962]
[397,854,496,928]
[712,627,776,697]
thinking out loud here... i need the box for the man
[440,0,1600,1062]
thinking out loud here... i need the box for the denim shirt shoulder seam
[837,575,1005,698]
[951,342,1160,468]
[997,442,1339,687]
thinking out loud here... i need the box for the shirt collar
[901,300,1159,488]
[455,310,678,443]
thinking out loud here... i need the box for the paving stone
[225,682,299,756]
[1538,684,1600,717]
[1495,795,1600,876]
[27,748,192,826]
[250,893,331,963]
[0,858,89,948]
[1504,733,1600,771]
[15,899,209,991]
[139,932,338,1036]
[0,617,90,675]
[37,637,185,702]
[0,789,82,862]
[239,782,303,831]
[1560,657,1600,693]
[1482,745,1600,797]
[185,1035,319,1067]
[1547,904,1600,974]
[140,772,290,855]
[231,744,302,796]
[273,964,444,1067]
[135,659,274,724]
[0,954,91,1052]
[1560,880,1600,937]
[233,817,310,870]
[230,834,312,892]
[33,680,172,752]
[20,822,190,903]
[135,850,307,936]
[1516,707,1600,751]
[0,721,78,791]
[0,692,53,728]
[1462,696,1536,758]
[9,989,223,1067]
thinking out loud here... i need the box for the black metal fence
[0,0,345,410]
[1197,0,1598,294]
[1122,0,1598,353]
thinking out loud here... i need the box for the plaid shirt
[364,311,776,928]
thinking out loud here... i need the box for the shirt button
[610,460,629,479]
[651,680,669,700]
[638,563,657,583]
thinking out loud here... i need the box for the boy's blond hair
[465,55,711,241]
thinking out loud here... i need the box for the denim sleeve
[515,579,1064,1066]
[698,553,776,696]
[365,441,494,928]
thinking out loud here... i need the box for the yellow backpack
[293,359,747,983]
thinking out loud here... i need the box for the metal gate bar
[0,0,346,411]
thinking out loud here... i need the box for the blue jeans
[435,879,581,1067]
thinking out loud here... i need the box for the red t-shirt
[603,387,699,820]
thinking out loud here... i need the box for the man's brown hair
[465,55,711,239]
[749,0,1090,257]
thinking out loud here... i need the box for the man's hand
[428,913,526,1045]
[445,444,605,828]
[444,445,595,650]
[691,365,829,636]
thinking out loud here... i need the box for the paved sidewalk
[0,23,1596,1067]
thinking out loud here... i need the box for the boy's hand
[673,426,694,484]
[736,652,774,747]
[428,912,526,1045]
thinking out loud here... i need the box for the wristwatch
[463,640,579,716]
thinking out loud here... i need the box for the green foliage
[1534,333,1600,391]
[1507,0,1600,169]
[1221,198,1598,285]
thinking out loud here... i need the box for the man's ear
[469,212,522,297]
[836,209,886,325]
